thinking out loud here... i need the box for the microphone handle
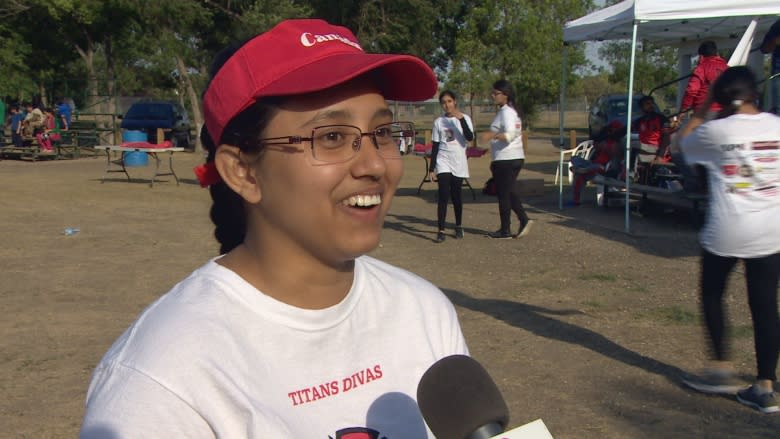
[466,422,503,439]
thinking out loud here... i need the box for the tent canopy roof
[564,0,780,45]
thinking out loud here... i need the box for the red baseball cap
[203,19,438,144]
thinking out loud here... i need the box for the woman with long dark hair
[679,66,780,414]
[429,90,474,242]
[485,79,532,239]
[81,19,468,436]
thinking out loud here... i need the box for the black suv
[120,100,193,150]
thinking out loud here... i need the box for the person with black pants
[485,79,532,239]
[429,90,474,242]
[679,66,780,414]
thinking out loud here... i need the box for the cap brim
[260,53,438,102]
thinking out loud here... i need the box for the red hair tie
[193,162,221,187]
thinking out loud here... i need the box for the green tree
[308,0,456,72]
[0,23,35,100]
[597,40,678,107]
[446,0,592,124]
[570,71,624,108]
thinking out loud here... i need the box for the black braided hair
[203,38,281,254]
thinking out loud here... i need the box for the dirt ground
[1,138,778,438]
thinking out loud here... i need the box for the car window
[609,100,627,115]
[608,96,649,116]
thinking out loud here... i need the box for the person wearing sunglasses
[81,19,468,437]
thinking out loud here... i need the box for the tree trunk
[74,40,97,115]
[104,38,119,144]
[176,55,202,152]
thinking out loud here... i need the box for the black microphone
[417,354,509,439]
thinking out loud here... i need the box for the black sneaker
[515,220,535,239]
[682,369,747,395]
[455,227,464,239]
[737,385,779,414]
[487,230,512,239]
[435,232,445,243]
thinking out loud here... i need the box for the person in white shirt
[429,90,474,242]
[485,79,533,239]
[80,19,469,437]
[679,66,780,414]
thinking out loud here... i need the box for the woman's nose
[351,135,387,178]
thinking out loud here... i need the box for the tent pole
[559,44,569,210]
[624,21,639,233]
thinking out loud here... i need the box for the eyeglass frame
[254,121,415,163]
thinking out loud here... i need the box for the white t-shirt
[81,256,468,438]
[431,114,473,178]
[681,112,780,257]
[489,104,525,161]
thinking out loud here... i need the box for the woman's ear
[214,144,262,204]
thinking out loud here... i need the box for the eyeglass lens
[311,122,414,162]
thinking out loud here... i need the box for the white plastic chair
[554,140,594,185]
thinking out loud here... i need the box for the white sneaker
[515,220,534,239]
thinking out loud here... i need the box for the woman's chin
[340,233,382,260]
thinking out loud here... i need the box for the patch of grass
[582,300,604,309]
[627,284,649,293]
[646,306,697,325]
[578,273,617,282]
[730,325,753,339]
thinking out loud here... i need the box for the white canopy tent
[558,0,780,232]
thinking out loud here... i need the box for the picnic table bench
[93,145,184,187]
[592,174,707,223]
[0,124,100,161]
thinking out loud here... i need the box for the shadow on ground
[443,289,687,384]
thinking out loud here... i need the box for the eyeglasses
[257,121,415,163]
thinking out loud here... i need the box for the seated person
[36,108,61,152]
[632,96,673,182]
[22,103,45,137]
[56,98,72,130]
[9,105,25,148]
[633,96,671,162]
[569,120,624,206]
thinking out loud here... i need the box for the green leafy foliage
[2,0,672,133]
[598,40,679,107]
[445,0,592,119]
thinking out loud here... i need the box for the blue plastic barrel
[122,130,149,167]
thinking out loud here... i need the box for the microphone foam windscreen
[417,355,509,439]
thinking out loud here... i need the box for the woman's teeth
[343,194,381,207]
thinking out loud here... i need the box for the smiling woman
[80,18,469,438]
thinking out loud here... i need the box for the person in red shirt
[680,41,728,115]
[631,96,674,183]
[634,96,671,161]
[568,120,624,206]
[35,108,60,153]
